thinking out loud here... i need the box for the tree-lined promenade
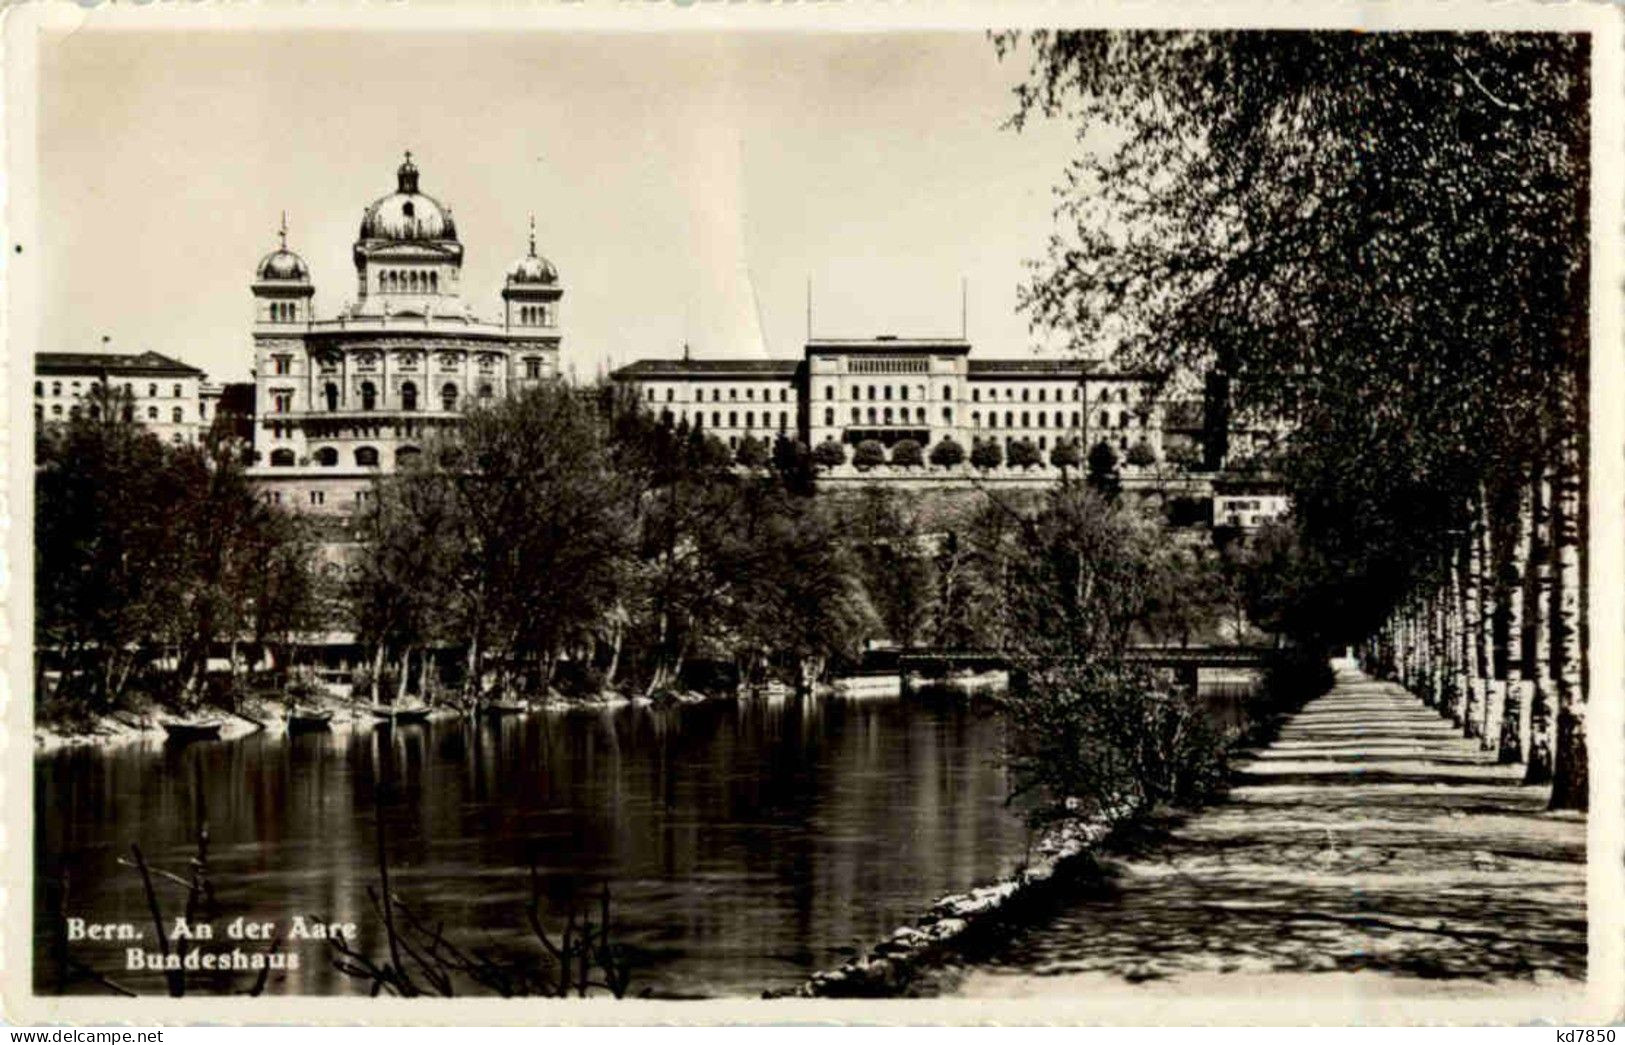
[996,30,1590,810]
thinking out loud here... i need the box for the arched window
[355,446,380,467]
[172,407,183,422]
[712,412,720,427]
[430,272,438,293]
[1072,412,1080,427]
[314,447,338,467]
[401,382,418,411]
[269,449,295,467]
[1005,411,1013,427]
[943,407,953,424]
[35,404,43,421]
[867,407,876,423]
[51,381,61,396]
[779,411,788,430]
[883,408,893,424]
[360,382,377,411]
[379,272,388,293]
[825,408,834,426]
[900,386,910,401]
[972,411,980,428]
[1021,411,1030,427]
[1039,389,1047,403]
[442,383,459,411]
[745,411,754,428]
[1099,411,1110,427]
[173,384,182,398]
[410,271,421,292]
[477,383,493,400]
[825,386,834,400]
[148,383,157,398]
[51,404,62,417]
[33,381,41,396]
[867,385,876,401]
[916,408,925,423]
[988,412,997,429]
[942,385,951,401]
[728,411,737,427]
[147,406,158,420]
[397,446,422,465]
[324,383,339,412]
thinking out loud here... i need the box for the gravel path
[947,668,1586,998]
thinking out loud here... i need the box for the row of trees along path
[997,30,1590,809]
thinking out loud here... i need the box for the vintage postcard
[3,0,1621,1026]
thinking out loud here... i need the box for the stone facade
[35,350,210,445]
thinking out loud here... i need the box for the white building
[35,350,211,445]
[613,336,1163,472]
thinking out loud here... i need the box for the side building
[247,153,563,515]
[611,336,1163,477]
[35,350,212,445]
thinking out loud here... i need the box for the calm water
[35,695,1036,998]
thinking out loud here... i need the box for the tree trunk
[1548,428,1587,810]
[1497,472,1532,764]
[1459,517,1485,739]
[1473,491,1498,747]
[396,647,411,705]
[1524,457,1554,785]
[370,642,386,705]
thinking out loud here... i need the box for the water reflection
[36,695,1032,998]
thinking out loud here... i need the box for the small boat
[371,704,432,725]
[285,707,334,731]
[162,720,223,743]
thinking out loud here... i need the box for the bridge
[888,644,1276,692]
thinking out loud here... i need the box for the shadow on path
[950,668,1584,994]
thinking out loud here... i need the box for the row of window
[847,357,930,375]
[279,354,546,379]
[36,380,189,399]
[379,269,438,294]
[272,381,500,414]
[650,386,791,404]
[36,402,198,423]
[268,302,300,323]
[821,384,951,403]
[659,409,791,431]
[263,489,376,507]
[265,445,420,468]
[516,305,553,327]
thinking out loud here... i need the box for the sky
[37,30,1083,384]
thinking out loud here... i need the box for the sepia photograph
[4,1,1620,1026]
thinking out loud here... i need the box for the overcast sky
[38,30,1081,383]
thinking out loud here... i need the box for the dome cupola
[255,212,311,282]
[358,150,459,243]
[506,217,558,286]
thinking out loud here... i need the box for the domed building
[250,153,562,513]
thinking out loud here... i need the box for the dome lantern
[253,211,314,325]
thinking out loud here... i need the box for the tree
[1125,439,1158,468]
[997,31,1589,805]
[1049,439,1082,475]
[929,437,966,468]
[889,439,924,468]
[852,439,886,471]
[970,438,1004,471]
[1086,441,1121,499]
[1007,438,1041,470]
[812,438,847,469]
[851,487,935,651]
[735,435,770,471]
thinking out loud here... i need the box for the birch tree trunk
[1497,472,1532,764]
[1459,515,1485,740]
[1524,457,1554,785]
[1474,492,1499,747]
[1549,426,1587,810]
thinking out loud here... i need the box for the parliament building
[247,153,562,513]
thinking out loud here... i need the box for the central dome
[359,152,458,242]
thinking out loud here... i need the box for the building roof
[611,358,800,380]
[806,337,971,355]
[967,358,1094,377]
[37,351,205,377]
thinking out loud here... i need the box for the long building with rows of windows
[247,153,562,514]
[35,350,218,445]
[611,337,1163,478]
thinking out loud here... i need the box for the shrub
[970,439,1003,470]
[1002,662,1227,828]
[1049,439,1081,471]
[1125,439,1158,468]
[1087,440,1121,498]
[812,438,847,468]
[1007,438,1041,469]
[853,439,886,471]
[889,439,924,468]
[929,437,966,468]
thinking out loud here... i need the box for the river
[35,692,1036,998]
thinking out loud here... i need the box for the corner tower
[502,216,563,334]
[252,214,314,326]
